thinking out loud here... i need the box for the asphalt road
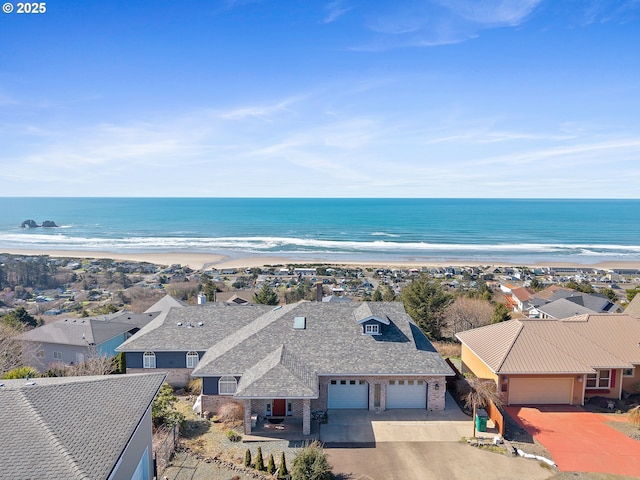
[326,441,555,480]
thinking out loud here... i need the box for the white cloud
[321,0,353,24]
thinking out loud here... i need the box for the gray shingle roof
[117,303,275,351]
[20,311,158,347]
[235,345,318,398]
[0,373,165,480]
[184,301,452,378]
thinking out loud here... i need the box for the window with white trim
[586,369,611,388]
[365,324,380,335]
[219,376,237,395]
[143,351,156,369]
[623,368,634,377]
[53,351,62,360]
[186,351,199,368]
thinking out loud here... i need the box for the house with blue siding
[20,311,159,370]
[118,299,454,436]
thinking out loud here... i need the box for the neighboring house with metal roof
[118,301,454,436]
[0,372,165,480]
[20,311,159,371]
[625,293,640,319]
[456,314,640,406]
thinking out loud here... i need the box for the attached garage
[386,380,427,409]
[509,377,573,405]
[328,379,369,409]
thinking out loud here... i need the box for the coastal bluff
[20,219,59,228]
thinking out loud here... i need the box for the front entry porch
[243,398,313,437]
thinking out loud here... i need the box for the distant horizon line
[1,196,639,201]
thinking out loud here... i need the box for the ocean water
[1,198,639,264]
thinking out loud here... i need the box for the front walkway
[243,416,319,442]
[320,392,495,443]
[506,405,640,477]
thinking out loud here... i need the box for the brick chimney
[316,282,323,302]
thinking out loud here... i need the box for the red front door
[272,399,286,416]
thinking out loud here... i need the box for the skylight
[293,316,306,330]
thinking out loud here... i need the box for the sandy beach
[2,248,640,272]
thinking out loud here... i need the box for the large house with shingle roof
[0,372,165,480]
[456,314,640,406]
[118,300,454,436]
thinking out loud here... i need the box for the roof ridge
[194,303,299,372]
[494,320,524,372]
[19,389,91,479]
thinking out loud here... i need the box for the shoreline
[2,248,640,272]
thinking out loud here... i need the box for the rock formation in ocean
[41,220,59,228]
[21,219,40,228]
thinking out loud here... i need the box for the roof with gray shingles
[117,303,275,351]
[186,301,452,379]
[0,373,165,480]
[456,314,640,374]
[536,298,599,319]
[234,345,318,398]
[119,301,452,398]
[19,311,158,347]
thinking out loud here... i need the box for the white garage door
[387,380,427,409]
[509,378,573,405]
[328,380,369,409]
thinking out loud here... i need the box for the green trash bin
[475,408,488,433]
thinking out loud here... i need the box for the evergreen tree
[1,306,38,329]
[253,284,279,305]
[371,288,383,302]
[244,448,252,468]
[382,285,396,302]
[401,275,452,339]
[277,452,289,479]
[491,303,511,323]
[291,440,332,480]
[255,446,265,471]
[267,453,276,475]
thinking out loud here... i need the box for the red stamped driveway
[506,405,640,477]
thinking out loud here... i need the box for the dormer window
[365,324,380,335]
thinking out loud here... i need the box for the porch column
[244,400,252,435]
[303,399,311,436]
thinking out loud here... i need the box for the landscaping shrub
[218,402,244,423]
[244,449,252,467]
[291,441,332,480]
[187,377,202,395]
[226,429,242,442]
[2,366,39,379]
[255,446,265,471]
[277,452,289,479]
[267,453,276,475]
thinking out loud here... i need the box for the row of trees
[244,441,331,480]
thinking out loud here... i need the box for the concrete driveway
[326,442,554,480]
[321,394,553,480]
[320,393,480,444]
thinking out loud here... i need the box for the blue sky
[1,0,639,198]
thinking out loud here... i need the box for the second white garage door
[509,377,573,405]
[328,380,369,409]
[386,380,427,409]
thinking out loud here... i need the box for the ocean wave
[2,232,640,258]
[370,232,400,237]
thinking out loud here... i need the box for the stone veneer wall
[315,375,447,411]
[126,368,193,388]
